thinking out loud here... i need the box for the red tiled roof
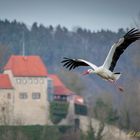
[48,74,73,95]
[0,74,13,89]
[4,55,48,77]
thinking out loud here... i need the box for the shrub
[50,101,69,124]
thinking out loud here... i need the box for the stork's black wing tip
[61,57,80,70]
[61,57,73,69]
[123,28,140,42]
[125,28,140,37]
[61,57,70,63]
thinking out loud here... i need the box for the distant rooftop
[48,74,74,96]
[74,95,84,105]
[0,74,13,89]
[4,55,48,77]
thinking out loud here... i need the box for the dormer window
[29,79,33,84]
[23,79,27,84]
[16,79,21,84]
[40,79,44,84]
[34,79,38,84]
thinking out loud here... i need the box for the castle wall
[3,70,49,125]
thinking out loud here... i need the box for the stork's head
[82,69,95,75]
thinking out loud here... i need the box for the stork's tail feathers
[113,72,121,81]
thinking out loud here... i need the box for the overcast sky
[0,0,140,31]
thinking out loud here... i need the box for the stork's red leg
[108,79,124,92]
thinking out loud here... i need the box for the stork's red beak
[82,70,89,75]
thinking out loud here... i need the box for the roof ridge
[4,55,48,77]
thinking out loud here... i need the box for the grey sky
[0,0,140,31]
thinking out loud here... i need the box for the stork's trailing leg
[108,79,124,92]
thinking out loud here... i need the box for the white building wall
[3,70,50,125]
[0,89,14,125]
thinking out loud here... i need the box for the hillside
[0,19,140,132]
[0,20,139,88]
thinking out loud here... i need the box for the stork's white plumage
[61,28,140,92]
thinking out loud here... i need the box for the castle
[0,55,84,125]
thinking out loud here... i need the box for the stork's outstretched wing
[103,28,140,71]
[61,57,97,70]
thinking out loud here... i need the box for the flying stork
[61,28,140,92]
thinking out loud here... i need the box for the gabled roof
[48,74,74,96]
[0,74,13,89]
[4,55,48,77]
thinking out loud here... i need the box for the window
[34,79,38,84]
[7,93,11,99]
[29,79,33,84]
[22,79,27,84]
[32,92,41,100]
[40,79,44,84]
[62,96,67,101]
[54,95,60,100]
[16,79,21,84]
[48,79,53,88]
[47,87,54,94]
[1,107,5,111]
[19,92,28,99]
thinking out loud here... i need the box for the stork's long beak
[82,70,89,75]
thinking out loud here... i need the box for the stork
[61,28,140,92]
